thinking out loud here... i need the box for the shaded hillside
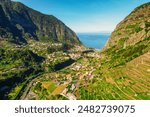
[0,47,44,99]
[0,0,80,45]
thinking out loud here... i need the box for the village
[22,40,102,100]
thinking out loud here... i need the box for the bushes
[0,48,44,99]
[34,82,42,92]
[126,24,143,33]
[1,48,44,68]
[0,48,4,56]
[47,47,56,54]
[145,22,150,28]
[103,38,149,68]
[122,44,147,58]
[47,46,62,54]
[47,42,71,53]
[118,37,129,46]
[62,42,71,52]
[135,27,143,33]
[126,24,137,29]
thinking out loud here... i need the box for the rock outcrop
[0,0,81,45]
[104,2,150,50]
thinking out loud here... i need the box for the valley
[0,0,150,100]
[1,37,150,100]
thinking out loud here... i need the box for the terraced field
[23,49,150,100]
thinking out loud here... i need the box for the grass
[137,93,150,100]
[52,85,66,95]
[126,24,143,33]
[42,81,56,93]
[8,84,24,100]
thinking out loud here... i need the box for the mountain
[92,2,150,99]
[0,0,82,99]
[104,2,150,49]
[102,2,150,68]
[68,2,150,100]
[0,0,81,45]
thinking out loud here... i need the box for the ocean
[77,33,110,49]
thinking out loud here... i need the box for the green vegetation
[0,0,150,100]
[103,37,150,68]
[0,0,81,45]
[118,37,128,46]
[0,46,44,99]
[126,24,143,33]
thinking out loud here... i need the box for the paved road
[18,73,43,100]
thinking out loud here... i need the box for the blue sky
[12,0,150,33]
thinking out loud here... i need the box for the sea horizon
[77,32,111,35]
[77,33,110,49]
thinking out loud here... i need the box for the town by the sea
[78,33,110,49]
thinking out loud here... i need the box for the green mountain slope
[102,2,150,69]
[75,2,150,100]
[104,2,150,49]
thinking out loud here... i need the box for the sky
[12,0,150,33]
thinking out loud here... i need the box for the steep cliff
[102,2,150,68]
[104,2,150,49]
[0,0,81,45]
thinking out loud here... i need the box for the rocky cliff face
[0,0,81,45]
[102,2,150,68]
[104,2,150,50]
